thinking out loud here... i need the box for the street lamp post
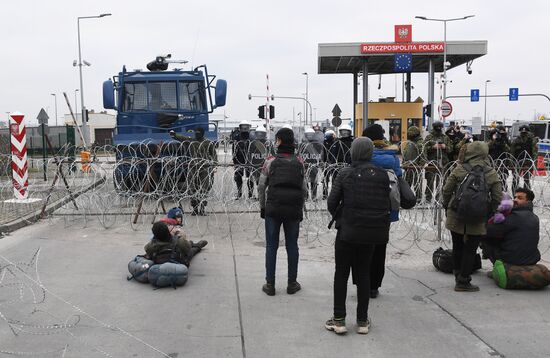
[50,93,58,126]
[302,72,309,125]
[77,13,111,147]
[484,79,491,128]
[74,89,79,124]
[415,15,475,102]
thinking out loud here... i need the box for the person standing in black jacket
[258,128,307,296]
[484,187,541,266]
[325,137,391,335]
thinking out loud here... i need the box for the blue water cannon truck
[102,55,227,192]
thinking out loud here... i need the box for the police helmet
[255,125,267,140]
[519,124,530,133]
[339,124,352,138]
[304,126,315,141]
[432,121,444,131]
[282,124,293,130]
[239,120,252,132]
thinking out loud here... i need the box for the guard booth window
[388,119,401,143]
[407,118,421,130]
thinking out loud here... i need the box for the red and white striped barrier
[9,112,29,200]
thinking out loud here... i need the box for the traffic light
[85,109,90,122]
[423,104,432,117]
[258,105,265,119]
[269,105,275,119]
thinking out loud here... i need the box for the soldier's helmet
[519,124,530,133]
[407,126,420,138]
[432,121,444,131]
[496,124,507,134]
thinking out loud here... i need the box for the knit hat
[362,124,385,140]
[152,222,171,242]
[351,137,374,162]
[167,207,183,219]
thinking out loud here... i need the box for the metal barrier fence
[0,140,549,257]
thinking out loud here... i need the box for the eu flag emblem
[394,53,412,72]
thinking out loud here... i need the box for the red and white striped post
[9,112,29,200]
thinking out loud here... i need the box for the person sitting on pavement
[145,221,207,267]
[483,188,540,267]
[159,207,184,236]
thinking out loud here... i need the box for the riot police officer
[511,124,538,191]
[248,125,270,198]
[330,123,354,168]
[298,126,323,200]
[422,121,452,202]
[233,120,252,199]
[322,129,337,199]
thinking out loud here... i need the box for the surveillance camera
[467,69,473,75]
[83,60,91,66]
[72,60,77,66]
[444,61,451,69]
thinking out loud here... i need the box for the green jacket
[423,131,452,165]
[173,134,218,162]
[144,235,192,263]
[511,133,538,160]
[442,141,503,235]
[402,137,424,164]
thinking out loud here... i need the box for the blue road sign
[470,89,480,102]
[509,88,519,101]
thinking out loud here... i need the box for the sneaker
[195,240,208,249]
[357,319,371,334]
[325,318,347,335]
[454,282,480,292]
[370,289,379,299]
[287,281,301,294]
[262,283,275,296]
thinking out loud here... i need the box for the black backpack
[151,241,183,265]
[451,163,491,223]
[432,247,482,274]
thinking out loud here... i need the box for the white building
[64,110,115,146]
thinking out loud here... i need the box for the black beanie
[276,128,294,146]
[362,124,385,140]
[152,222,171,242]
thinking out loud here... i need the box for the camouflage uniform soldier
[171,127,217,216]
[422,121,452,202]
[402,126,424,200]
[511,125,538,191]
[487,125,512,191]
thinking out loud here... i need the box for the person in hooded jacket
[362,124,402,298]
[442,141,502,292]
[145,221,207,267]
[326,137,391,335]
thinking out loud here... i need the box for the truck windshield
[178,81,206,112]
[122,80,205,112]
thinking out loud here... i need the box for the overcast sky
[1,0,548,128]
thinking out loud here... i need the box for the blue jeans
[265,216,300,284]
